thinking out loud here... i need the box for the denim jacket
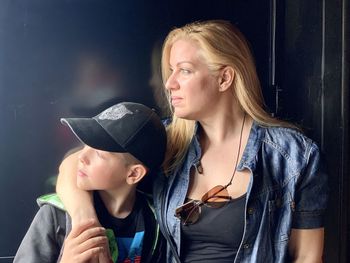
[153,121,328,263]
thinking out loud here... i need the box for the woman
[57,20,328,262]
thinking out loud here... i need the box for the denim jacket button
[243,243,250,249]
[247,207,254,214]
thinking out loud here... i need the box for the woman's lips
[171,96,182,106]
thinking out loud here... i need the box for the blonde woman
[57,20,328,263]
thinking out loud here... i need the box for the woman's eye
[180,68,191,74]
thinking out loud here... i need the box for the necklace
[195,113,246,179]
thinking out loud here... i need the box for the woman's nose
[165,72,179,91]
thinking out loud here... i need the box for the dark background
[0,0,348,262]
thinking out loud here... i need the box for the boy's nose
[78,146,91,165]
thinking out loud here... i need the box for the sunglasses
[175,183,232,225]
[175,113,246,225]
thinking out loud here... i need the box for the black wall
[0,0,348,262]
[280,1,349,262]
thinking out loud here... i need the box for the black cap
[61,102,167,170]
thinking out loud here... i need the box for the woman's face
[76,145,129,191]
[165,39,221,120]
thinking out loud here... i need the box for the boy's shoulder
[37,193,66,211]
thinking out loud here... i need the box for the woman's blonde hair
[161,20,294,173]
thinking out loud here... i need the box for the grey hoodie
[14,197,69,262]
[14,193,164,263]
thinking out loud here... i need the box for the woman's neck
[198,106,247,145]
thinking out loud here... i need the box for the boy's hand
[88,240,113,263]
[60,219,108,263]
[97,246,113,263]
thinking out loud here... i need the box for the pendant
[195,162,204,174]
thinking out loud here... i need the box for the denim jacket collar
[192,120,264,173]
[238,121,265,173]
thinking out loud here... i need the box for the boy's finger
[78,235,108,252]
[98,243,113,263]
[75,226,106,243]
[98,252,113,263]
[76,246,105,262]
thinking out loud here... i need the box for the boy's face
[76,145,131,191]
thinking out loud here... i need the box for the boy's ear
[218,66,235,92]
[126,164,147,185]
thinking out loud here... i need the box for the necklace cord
[227,113,246,186]
[201,113,247,203]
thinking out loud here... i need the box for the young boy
[14,102,166,263]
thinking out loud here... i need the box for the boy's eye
[95,150,105,159]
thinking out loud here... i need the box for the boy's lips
[77,170,87,177]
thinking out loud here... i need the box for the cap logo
[97,104,133,120]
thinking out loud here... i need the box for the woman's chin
[174,109,196,120]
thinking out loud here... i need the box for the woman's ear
[126,164,147,185]
[218,66,235,92]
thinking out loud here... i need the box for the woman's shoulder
[162,117,172,127]
[257,123,320,160]
[264,124,309,140]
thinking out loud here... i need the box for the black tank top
[180,194,246,263]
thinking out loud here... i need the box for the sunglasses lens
[202,185,230,208]
[175,200,201,225]
[175,185,232,225]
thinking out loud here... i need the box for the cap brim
[61,118,126,153]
